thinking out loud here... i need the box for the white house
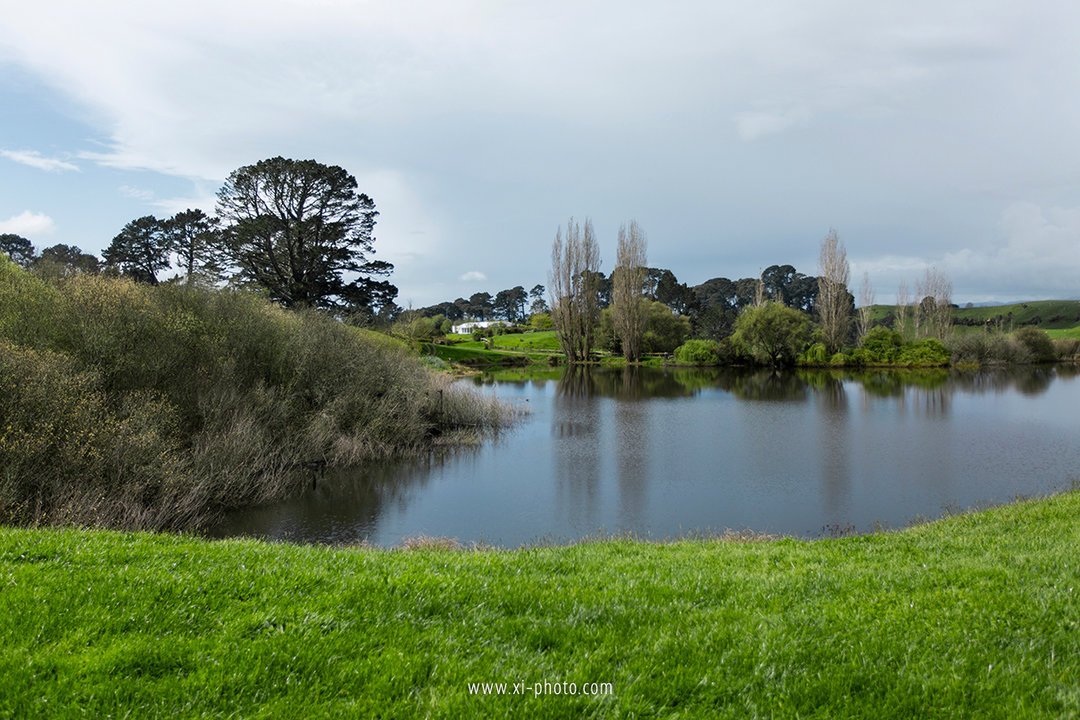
[452,320,507,334]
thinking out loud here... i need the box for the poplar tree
[549,217,601,363]
[817,228,852,353]
[611,220,648,362]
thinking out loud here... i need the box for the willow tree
[817,228,852,353]
[549,217,601,363]
[611,220,648,362]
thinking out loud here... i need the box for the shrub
[674,339,719,365]
[1055,337,1080,361]
[529,312,553,329]
[797,342,829,366]
[1014,327,1056,363]
[0,263,509,531]
[947,331,992,365]
[859,327,903,364]
[897,338,950,367]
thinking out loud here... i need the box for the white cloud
[459,271,486,283]
[1,149,79,172]
[2,1,1080,305]
[119,185,155,201]
[940,202,1080,298]
[0,210,56,237]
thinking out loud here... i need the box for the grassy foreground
[4,493,1080,718]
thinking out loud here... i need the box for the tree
[103,216,172,284]
[528,284,548,315]
[761,264,797,304]
[549,217,601,363]
[786,273,819,314]
[0,234,36,268]
[733,301,814,366]
[166,208,226,285]
[641,300,691,354]
[856,271,875,341]
[915,266,952,341]
[611,219,648,361]
[493,286,528,323]
[35,244,99,278]
[468,292,493,320]
[654,269,695,315]
[895,281,911,339]
[217,157,395,310]
[817,228,852,353]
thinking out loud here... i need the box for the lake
[209,365,1080,547]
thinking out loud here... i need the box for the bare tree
[916,266,953,341]
[549,217,602,363]
[856,270,875,341]
[611,220,648,362]
[817,228,852,353]
[894,281,910,339]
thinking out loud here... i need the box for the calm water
[209,365,1080,547]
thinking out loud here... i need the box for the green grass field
[4,490,1080,718]
[1046,326,1080,340]
[952,300,1080,329]
[446,330,561,352]
[866,300,1080,331]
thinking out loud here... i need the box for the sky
[1,0,1079,306]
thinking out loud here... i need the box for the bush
[0,262,508,531]
[1014,327,1056,363]
[858,327,903,364]
[947,331,992,365]
[529,312,553,329]
[1055,337,1080,361]
[897,338,950,367]
[797,342,829,366]
[674,339,719,365]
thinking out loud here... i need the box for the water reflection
[209,364,1080,546]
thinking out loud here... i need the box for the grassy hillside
[3,490,1080,718]
[867,301,1080,331]
[952,300,1080,330]
[0,256,507,531]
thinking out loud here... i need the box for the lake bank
[4,489,1079,718]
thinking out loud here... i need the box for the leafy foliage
[103,215,172,284]
[674,339,719,365]
[166,208,227,284]
[0,233,35,268]
[733,301,814,366]
[217,156,396,311]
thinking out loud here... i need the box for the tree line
[1,157,399,318]
[1,156,964,365]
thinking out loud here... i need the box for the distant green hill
[867,300,1080,332]
[952,300,1080,330]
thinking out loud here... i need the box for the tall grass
[0,256,510,531]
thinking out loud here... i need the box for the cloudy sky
[2,0,1078,305]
